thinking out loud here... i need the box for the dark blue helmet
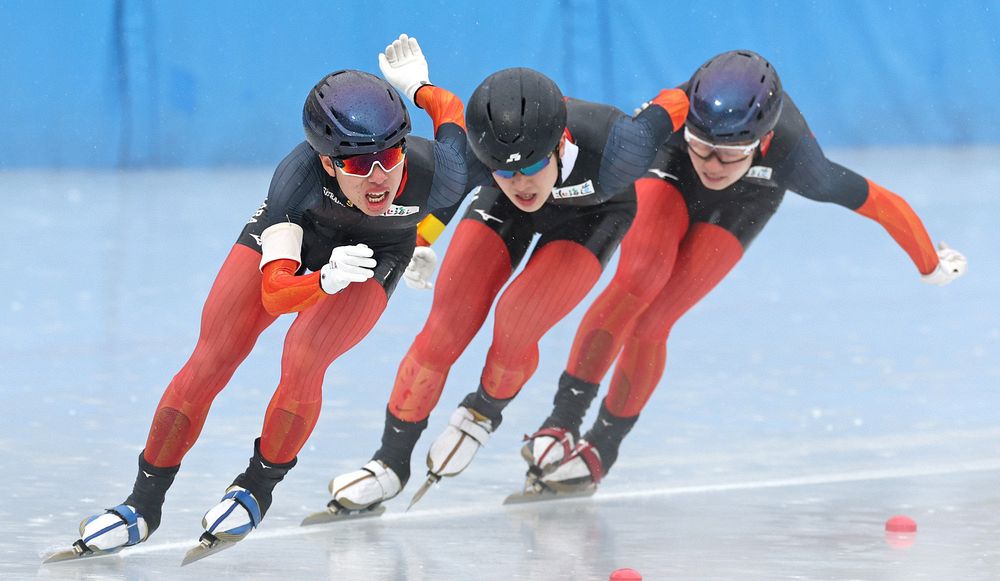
[466,68,567,171]
[686,50,783,144]
[303,70,410,157]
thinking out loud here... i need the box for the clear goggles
[683,126,759,164]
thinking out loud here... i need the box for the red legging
[566,178,744,417]
[388,219,603,422]
[567,178,689,382]
[143,243,386,466]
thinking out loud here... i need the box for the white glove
[320,244,376,295]
[404,246,437,290]
[378,33,430,104]
[921,242,967,286]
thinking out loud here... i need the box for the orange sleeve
[414,85,466,132]
[260,259,325,315]
[855,179,939,274]
[649,88,689,131]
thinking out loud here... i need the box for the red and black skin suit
[119,86,467,531]
[369,89,690,486]
[544,94,943,482]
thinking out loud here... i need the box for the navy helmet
[466,68,567,171]
[686,50,783,144]
[303,70,410,157]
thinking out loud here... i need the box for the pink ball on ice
[885,515,917,533]
[610,568,643,580]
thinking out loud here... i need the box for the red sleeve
[260,259,325,315]
[855,179,939,274]
[649,88,689,131]
[414,85,466,132]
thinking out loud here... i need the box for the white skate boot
[330,460,403,510]
[407,405,495,508]
[201,486,262,542]
[521,426,576,474]
[541,439,604,493]
[427,405,495,477]
[78,504,151,552]
[300,461,402,526]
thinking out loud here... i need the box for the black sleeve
[426,122,469,211]
[597,104,679,195]
[427,143,495,226]
[783,135,869,211]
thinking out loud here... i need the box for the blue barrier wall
[1,0,997,168]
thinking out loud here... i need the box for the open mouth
[513,192,537,205]
[366,190,389,206]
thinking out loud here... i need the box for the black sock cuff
[252,437,298,470]
[594,399,639,434]
[582,399,639,473]
[461,387,510,429]
[231,438,298,518]
[138,452,181,477]
[541,372,601,436]
[371,408,429,485]
[127,451,179,534]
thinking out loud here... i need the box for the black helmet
[686,50,783,144]
[466,68,567,171]
[302,70,410,157]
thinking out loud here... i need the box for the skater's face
[491,140,564,213]
[322,146,406,216]
[685,128,763,191]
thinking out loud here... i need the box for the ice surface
[3,148,998,579]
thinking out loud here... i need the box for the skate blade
[181,532,237,566]
[42,540,123,564]
[503,485,596,505]
[300,503,386,526]
[406,473,440,511]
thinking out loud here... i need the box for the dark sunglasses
[492,153,554,179]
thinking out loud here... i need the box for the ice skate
[182,438,296,565]
[183,486,263,565]
[42,505,151,563]
[541,439,603,493]
[201,485,262,542]
[43,453,177,564]
[503,439,601,505]
[521,426,576,475]
[408,403,498,509]
[520,372,599,480]
[331,459,403,509]
[301,460,400,525]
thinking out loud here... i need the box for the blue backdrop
[1,0,997,168]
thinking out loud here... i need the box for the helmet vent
[747,95,758,108]
[318,91,325,99]
[521,97,526,115]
